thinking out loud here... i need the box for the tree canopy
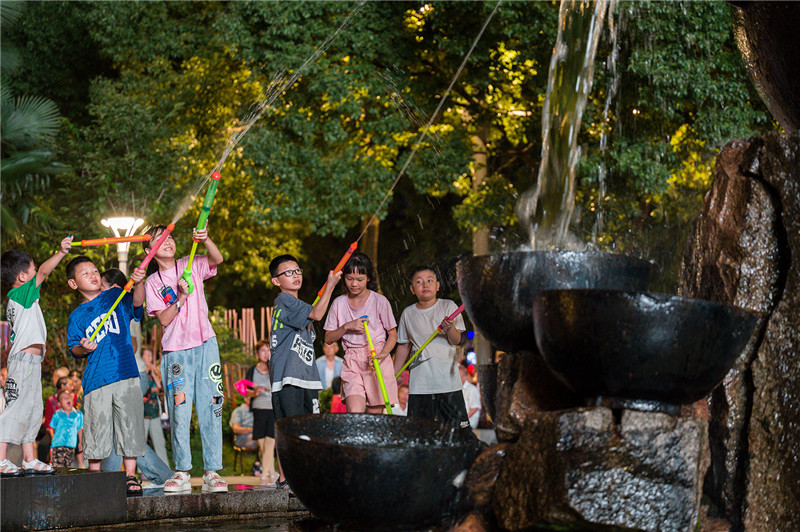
[1,0,776,363]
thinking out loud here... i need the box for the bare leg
[261,436,276,482]
[345,395,366,413]
[366,405,384,414]
[89,458,102,472]
[21,441,36,462]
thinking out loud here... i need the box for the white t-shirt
[396,299,465,395]
[462,381,481,429]
[130,319,146,372]
[393,404,408,416]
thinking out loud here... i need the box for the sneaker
[22,459,55,475]
[0,459,24,478]
[201,471,228,493]
[163,471,192,493]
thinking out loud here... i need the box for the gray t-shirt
[397,299,465,395]
[269,292,322,392]
[251,367,272,410]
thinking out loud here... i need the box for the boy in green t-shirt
[0,237,72,476]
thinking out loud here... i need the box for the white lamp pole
[101,217,145,276]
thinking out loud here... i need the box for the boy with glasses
[268,255,341,490]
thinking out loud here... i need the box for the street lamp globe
[101,217,145,276]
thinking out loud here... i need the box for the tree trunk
[471,130,493,365]
[361,216,381,292]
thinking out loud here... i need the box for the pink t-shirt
[324,291,397,351]
[144,255,217,352]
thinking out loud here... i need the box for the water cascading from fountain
[515,0,617,250]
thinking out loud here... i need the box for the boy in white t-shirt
[393,266,469,429]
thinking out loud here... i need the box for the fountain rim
[532,288,760,319]
[275,413,476,452]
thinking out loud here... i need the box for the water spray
[88,223,176,342]
[180,171,221,293]
[362,318,393,415]
[71,235,152,247]
[312,241,357,305]
[395,304,465,378]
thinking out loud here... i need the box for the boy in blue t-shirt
[48,389,84,468]
[66,256,146,496]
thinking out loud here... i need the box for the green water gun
[181,171,221,293]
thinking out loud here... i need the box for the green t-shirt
[6,277,47,358]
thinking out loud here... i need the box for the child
[324,252,398,414]
[245,340,277,485]
[142,225,227,493]
[0,237,72,476]
[268,254,341,489]
[48,389,84,468]
[393,266,469,429]
[67,255,146,495]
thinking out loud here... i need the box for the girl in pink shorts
[324,253,397,414]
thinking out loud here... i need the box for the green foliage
[318,387,334,414]
[1,0,778,315]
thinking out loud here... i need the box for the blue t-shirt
[49,409,84,448]
[67,287,143,396]
[269,292,322,392]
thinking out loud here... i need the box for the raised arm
[36,236,72,286]
[309,270,342,322]
[193,228,223,267]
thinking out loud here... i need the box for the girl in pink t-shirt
[323,253,397,414]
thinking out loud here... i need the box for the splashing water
[515,0,616,250]
[169,0,368,225]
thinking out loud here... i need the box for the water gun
[180,171,221,294]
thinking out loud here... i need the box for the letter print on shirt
[87,310,120,343]
[291,335,314,366]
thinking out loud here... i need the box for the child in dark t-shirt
[268,254,340,490]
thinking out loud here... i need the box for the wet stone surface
[493,352,582,442]
[491,407,709,532]
[680,132,800,530]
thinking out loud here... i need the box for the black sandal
[126,475,143,497]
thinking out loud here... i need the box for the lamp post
[101,217,144,276]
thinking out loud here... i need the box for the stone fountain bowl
[456,251,651,353]
[275,414,479,530]
[532,290,759,409]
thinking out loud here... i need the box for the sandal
[126,475,143,497]
[163,471,192,493]
[0,459,24,478]
[22,459,55,476]
[201,471,228,493]
[275,479,290,490]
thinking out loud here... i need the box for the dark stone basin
[532,290,759,407]
[456,251,651,353]
[275,414,479,530]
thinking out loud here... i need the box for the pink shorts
[341,344,399,408]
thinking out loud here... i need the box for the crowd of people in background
[1,237,489,497]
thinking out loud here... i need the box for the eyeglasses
[276,268,303,278]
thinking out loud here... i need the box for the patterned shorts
[51,446,75,468]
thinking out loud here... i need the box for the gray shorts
[0,352,44,445]
[83,377,145,460]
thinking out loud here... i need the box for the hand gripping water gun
[72,235,152,247]
[312,242,358,305]
[180,171,221,294]
[362,316,393,415]
[88,223,176,342]
[395,304,465,378]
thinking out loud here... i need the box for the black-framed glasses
[276,268,303,278]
